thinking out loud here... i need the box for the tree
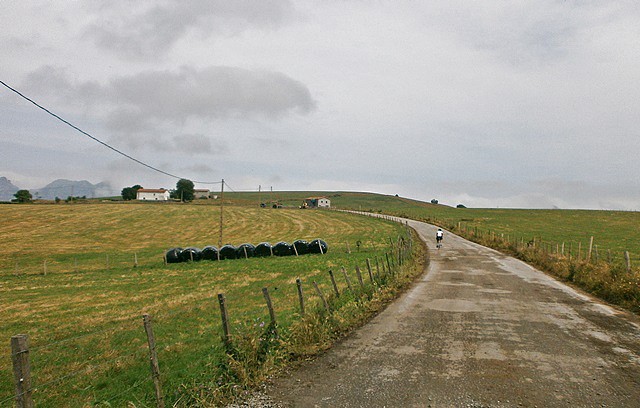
[175,179,195,202]
[14,189,32,203]
[456,204,467,208]
[121,185,143,201]
[430,199,438,205]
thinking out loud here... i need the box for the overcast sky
[2,1,639,209]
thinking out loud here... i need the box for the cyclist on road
[436,228,444,248]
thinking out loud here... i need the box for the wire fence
[2,221,417,407]
[449,221,638,271]
[0,250,163,278]
[0,316,150,407]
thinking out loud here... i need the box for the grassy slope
[0,202,413,406]
[2,193,639,405]
[317,192,640,261]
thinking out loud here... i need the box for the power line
[222,180,237,193]
[0,79,221,185]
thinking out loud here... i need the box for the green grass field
[2,192,639,406]
[264,191,640,262]
[0,202,417,407]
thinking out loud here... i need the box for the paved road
[263,218,640,407]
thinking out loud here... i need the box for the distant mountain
[34,179,116,200]
[0,177,20,201]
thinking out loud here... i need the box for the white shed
[194,189,210,199]
[304,196,331,208]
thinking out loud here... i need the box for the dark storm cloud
[86,0,295,60]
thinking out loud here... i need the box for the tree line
[11,179,197,203]
[121,179,196,202]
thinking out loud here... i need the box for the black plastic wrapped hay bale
[273,241,294,256]
[308,239,328,254]
[219,244,238,260]
[254,242,273,257]
[179,247,202,262]
[165,247,183,263]
[293,239,310,255]
[201,246,219,261]
[236,243,256,259]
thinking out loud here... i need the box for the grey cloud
[108,66,316,120]
[18,65,314,152]
[104,108,152,135]
[86,0,295,60]
[172,133,228,155]
[424,1,629,67]
[181,164,216,175]
[22,66,103,108]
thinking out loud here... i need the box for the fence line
[4,234,415,407]
[26,321,135,354]
[0,239,386,278]
[439,219,638,270]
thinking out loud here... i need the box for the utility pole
[218,179,224,248]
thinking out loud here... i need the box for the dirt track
[255,217,640,407]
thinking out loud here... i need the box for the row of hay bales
[165,239,328,263]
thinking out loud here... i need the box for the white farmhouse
[136,188,170,201]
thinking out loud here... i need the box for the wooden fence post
[11,334,33,408]
[578,242,582,260]
[341,267,353,293]
[134,252,139,268]
[366,259,375,285]
[43,260,47,276]
[588,236,594,262]
[386,253,392,276]
[328,270,340,297]
[625,251,631,273]
[355,265,364,289]
[262,287,278,337]
[217,294,231,346]
[143,315,164,408]
[313,281,330,312]
[296,278,305,316]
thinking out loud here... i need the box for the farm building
[194,189,210,199]
[303,196,331,208]
[136,188,170,201]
